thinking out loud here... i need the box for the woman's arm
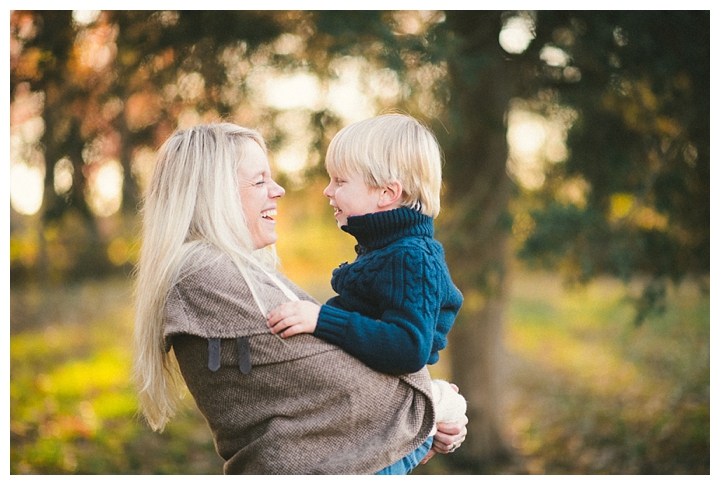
[168,246,440,474]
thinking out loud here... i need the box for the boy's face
[323,169,385,228]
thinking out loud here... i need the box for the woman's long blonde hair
[133,123,276,431]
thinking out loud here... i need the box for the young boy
[267,114,465,473]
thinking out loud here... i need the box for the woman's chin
[252,233,278,250]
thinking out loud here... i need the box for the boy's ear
[378,180,403,209]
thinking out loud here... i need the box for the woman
[133,123,466,474]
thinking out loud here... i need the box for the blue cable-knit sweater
[314,207,463,374]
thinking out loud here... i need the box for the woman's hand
[419,416,468,464]
[419,383,468,465]
[267,301,321,338]
[434,416,468,453]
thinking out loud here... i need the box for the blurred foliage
[10,278,224,474]
[500,272,709,474]
[12,10,709,292]
[10,10,296,283]
[10,10,709,469]
[10,269,709,474]
[514,11,709,321]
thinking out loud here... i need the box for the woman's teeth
[261,209,277,219]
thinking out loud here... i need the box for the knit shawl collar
[342,207,434,252]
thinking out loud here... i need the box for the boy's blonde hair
[325,114,443,218]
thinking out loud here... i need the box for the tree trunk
[450,284,509,459]
[435,11,516,468]
[443,165,513,467]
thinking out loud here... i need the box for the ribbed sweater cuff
[315,304,351,343]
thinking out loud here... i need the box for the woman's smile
[238,142,285,249]
[261,209,277,219]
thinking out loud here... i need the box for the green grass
[10,271,709,474]
[501,273,710,474]
[10,278,224,474]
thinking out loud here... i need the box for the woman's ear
[378,180,403,209]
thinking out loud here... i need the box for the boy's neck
[343,207,434,250]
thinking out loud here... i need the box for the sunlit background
[9,10,709,475]
[10,10,561,218]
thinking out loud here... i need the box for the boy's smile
[323,170,385,228]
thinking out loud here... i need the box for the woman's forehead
[239,143,269,177]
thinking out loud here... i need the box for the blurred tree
[518,11,710,323]
[427,11,709,465]
[11,11,104,280]
[306,10,709,467]
[10,10,287,280]
[428,12,518,464]
[10,9,709,472]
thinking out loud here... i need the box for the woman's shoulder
[164,243,316,340]
[164,246,261,341]
[175,243,235,280]
[175,243,275,287]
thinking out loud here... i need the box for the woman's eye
[256,179,266,186]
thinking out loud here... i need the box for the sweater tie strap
[208,338,221,371]
[237,336,252,374]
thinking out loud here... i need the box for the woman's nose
[271,180,285,198]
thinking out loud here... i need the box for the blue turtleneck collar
[342,207,434,252]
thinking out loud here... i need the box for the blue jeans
[375,436,434,475]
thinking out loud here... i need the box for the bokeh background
[9,10,710,474]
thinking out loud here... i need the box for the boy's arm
[269,248,462,374]
[266,296,436,372]
[313,249,446,374]
[313,304,433,373]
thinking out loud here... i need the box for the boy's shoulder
[391,231,442,248]
[380,234,445,258]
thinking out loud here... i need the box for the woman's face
[238,141,285,249]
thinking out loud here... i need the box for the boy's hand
[267,301,320,338]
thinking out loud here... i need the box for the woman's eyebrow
[245,169,267,179]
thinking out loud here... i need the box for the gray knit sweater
[163,245,435,474]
